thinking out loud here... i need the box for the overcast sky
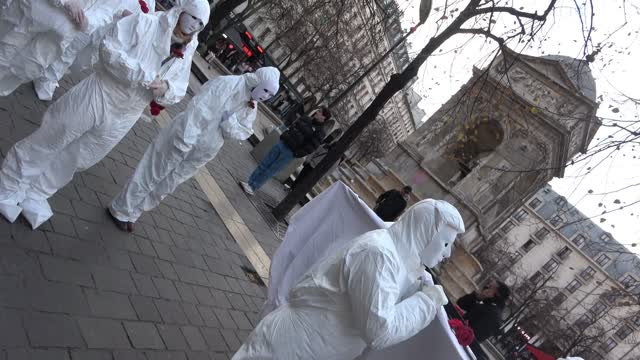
[398,0,640,253]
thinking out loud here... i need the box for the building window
[572,234,586,247]
[551,292,568,306]
[604,289,622,304]
[543,259,559,273]
[566,279,581,293]
[551,292,567,306]
[621,275,638,289]
[590,302,607,316]
[600,233,612,242]
[599,337,617,353]
[521,239,537,253]
[530,271,544,285]
[555,196,567,206]
[575,315,591,329]
[632,314,640,327]
[509,252,523,265]
[615,323,633,340]
[534,228,550,240]
[528,198,542,209]
[501,221,516,234]
[543,187,551,194]
[514,209,528,221]
[580,266,596,280]
[595,253,611,267]
[549,215,563,228]
[557,246,572,260]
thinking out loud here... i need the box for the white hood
[244,67,280,92]
[387,199,465,270]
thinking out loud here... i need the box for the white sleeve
[98,14,156,87]
[220,108,257,140]
[345,247,438,350]
[154,40,197,106]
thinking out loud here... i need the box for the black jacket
[457,293,504,342]
[280,116,326,158]
[374,189,407,221]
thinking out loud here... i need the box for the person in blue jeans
[240,107,331,195]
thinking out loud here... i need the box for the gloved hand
[149,77,169,97]
[63,0,88,31]
[422,284,448,307]
[418,270,432,286]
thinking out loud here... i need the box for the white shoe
[0,199,22,223]
[239,181,255,196]
[20,198,53,229]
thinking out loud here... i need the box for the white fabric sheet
[262,181,471,360]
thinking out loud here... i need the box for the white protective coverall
[232,199,466,360]
[109,67,281,223]
[0,0,156,100]
[0,0,210,229]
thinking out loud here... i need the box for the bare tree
[273,0,566,220]
[501,283,640,358]
[350,118,395,164]
[258,0,395,102]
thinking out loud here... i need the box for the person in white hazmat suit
[108,67,281,232]
[232,199,466,360]
[0,0,156,100]
[0,0,210,229]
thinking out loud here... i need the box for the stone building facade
[478,186,640,359]
[381,47,600,298]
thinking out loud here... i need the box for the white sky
[398,0,640,253]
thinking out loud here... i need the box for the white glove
[422,284,448,307]
[149,78,169,97]
[63,0,88,31]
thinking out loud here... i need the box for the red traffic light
[257,46,264,54]
[244,31,253,40]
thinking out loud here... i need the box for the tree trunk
[272,2,478,220]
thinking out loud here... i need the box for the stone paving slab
[0,62,292,358]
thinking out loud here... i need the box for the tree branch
[457,28,505,45]
[473,0,558,21]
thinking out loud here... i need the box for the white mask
[179,12,204,35]
[251,81,278,102]
[420,225,457,268]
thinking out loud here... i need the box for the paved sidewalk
[0,59,291,359]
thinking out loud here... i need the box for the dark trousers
[291,164,314,190]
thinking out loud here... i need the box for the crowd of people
[0,2,585,360]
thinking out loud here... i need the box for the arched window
[450,116,505,178]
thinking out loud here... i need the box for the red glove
[448,318,475,347]
[149,101,165,116]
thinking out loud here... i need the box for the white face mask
[179,12,204,35]
[251,82,277,102]
[420,225,457,268]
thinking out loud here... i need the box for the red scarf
[138,0,149,13]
